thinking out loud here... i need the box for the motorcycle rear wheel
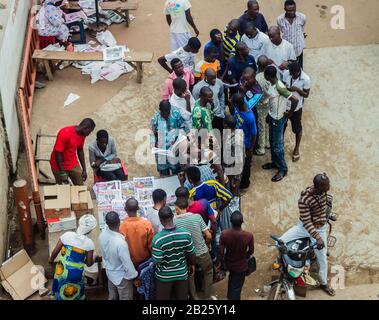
[268,283,291,300]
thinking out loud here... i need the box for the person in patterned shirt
[192,86,215,132]
[151,100,185,176]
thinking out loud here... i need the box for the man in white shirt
[169,78,195,133]
[158,37,201,72]
[145,189,167,234]
[164,0,200,51]
[99,211,138,300]
[277,0,306,68]
[262,65,298,182]
[263,26,296,80]
[282,61,310,162]
[240,23,269,62]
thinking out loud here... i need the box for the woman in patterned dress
[49,215,98,300]
[36,0,70,44]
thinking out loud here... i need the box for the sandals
[292,154,300,162]
[320,284,336,296]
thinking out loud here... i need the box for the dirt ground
[13,0,379,300]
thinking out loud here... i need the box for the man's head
[257,55,270,71]
[264,65,278,84]
[284,0,297,19]
[158,206,174,227]
[96,129,109,150]
[236,42,250,58]
[210,29,223,45]
[241,67,257,88]
[173,78,187,97]
[125,197,139,217]
[230,210,244,229]
[313,173,330,194]
[199,86,214,105]
[171,58,184,77]
[175,197,189,214]
[77,118,96,137]
[223,114,236,130]
[105,211,120,231]
[244,23,258,39]
[247,0,260,18]
[226,19,239,37]
[268,26,282,46]
[205,68,217,86]
[288,61,302,79]
[204,45,219,63]
[186,166,201,185]
[159,100,171,120]
[175,187,189,200]
[152,189,167,207]
[232,92,245,111]
[187,37,202,54]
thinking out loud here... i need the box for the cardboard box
[74,196,94,219]
[0,250,47,300]
[47,211,77,233]
[43,185,71,219]
[71,186,88,211]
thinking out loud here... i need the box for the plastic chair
[94,161,128,183]
[67,21,86,44]
[39,36,57,49]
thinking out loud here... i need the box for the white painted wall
[0,0,32,171]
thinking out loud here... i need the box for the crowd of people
[47,0,336,300]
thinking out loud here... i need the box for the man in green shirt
[192,86,215,132]
[152,206,196,300]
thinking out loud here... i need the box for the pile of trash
[43,30,134,84]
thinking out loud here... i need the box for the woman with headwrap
[49,214,98,300]
[36,0,71,45]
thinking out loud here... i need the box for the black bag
[246,256,256,276]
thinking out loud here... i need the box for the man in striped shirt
[174,197,213,300]
[277,0,306,68]
[152,206,195,300]
[280,173,336,296]
[222,19,241,66]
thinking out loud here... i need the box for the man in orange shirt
[194,46,221,82]
[119,198,154,267]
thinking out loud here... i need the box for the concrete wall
[0,0,32,171]
[0,100,9,264]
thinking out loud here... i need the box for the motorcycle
[267,194,338,300]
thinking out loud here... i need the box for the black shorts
[286,108,303,134]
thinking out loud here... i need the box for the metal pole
[95,0,100,27]
[13,180,35,255]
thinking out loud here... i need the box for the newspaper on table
[64,10,87,24]
[103,46,126,62]
[154,176,181,205]
[134,177,154,207]
[121,181,136,201]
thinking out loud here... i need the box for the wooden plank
[33,50,153,63]
[64,1,138,11]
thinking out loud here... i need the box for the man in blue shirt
[230,92,257,191]
[238,0,268,35]
[224,42,257,90]
[204,29,224,63]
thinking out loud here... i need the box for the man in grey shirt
[192,68,225,133]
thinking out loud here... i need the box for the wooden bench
[32,49,153,83]
[64,1,139,27]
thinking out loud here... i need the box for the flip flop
[292,154,300,162]
[320,285,336,296]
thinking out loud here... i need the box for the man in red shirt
[50,118,96,185]
[216,211,254,300]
